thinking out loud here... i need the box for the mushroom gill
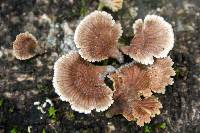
[74,11,123,63]
[13,32,39,60]
[147,56,176,94]
[121,15,174,65]
[53,52,115,114]
[106,57,175,126]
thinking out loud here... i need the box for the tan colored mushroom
[99,0,123,12]
[121,15,174,65]
[53,52,115,114]
[107,70,162,126]
[106,57,175,126]
[147,56,176,94]
[13,32,39,60]
[74,11,123,63]
[125,96,162,126]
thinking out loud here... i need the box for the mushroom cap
[110,56,175,97]
[107,72,162,126]
[121,15,174,65]
[124,96,162,126]
[109,63,153,97]
[74,11,123,62]
[100,0,123,12]
[106,57,175,126]
[53,52,114,114]
[147,56,176,94]
[13,32,38,60]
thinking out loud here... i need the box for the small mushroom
[106,57,175,126]
[147,56,176,94]
[121,15,174,65]
[74,11,123,63]
[99,0,123,12]
[53,52,115,114]
[125,96,162,126]
[13,32,39,60]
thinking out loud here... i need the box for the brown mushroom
[125,96,162,126]
[13,32,39,60]
[53,52,115,114]
[99,0,123,12]
[74,11,123,63]
[147,56,176,94]
[121,15,174,65]
[107,69,162,126]
[106,57,175,126]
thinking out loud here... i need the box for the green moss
[174,67,180,77]
[143,125,152,133]
[25,59,33,65]
[9,106,14,113]
[48,106,57,119]
[183,69,189,77]
[42,128,46,133]
[81,129,92,133]
[0,99,4,108]
[97,2,105,11]
[80,0,89,16]
[102,60,109,65]
[159,122,166,129]
[142,122,167,133]
[174,66,189,78]
[119,37,132,46]
[10,127,19,133]
[37,84,49,92]
[65,111,75,121]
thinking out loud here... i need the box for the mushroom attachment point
[74,11,123,63]
[99,0,123,12]
[106,57,175,126]
[13,32,39,60]
[121,15,174,65]
[53,52,114,114]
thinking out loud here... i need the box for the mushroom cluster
[53,11,175,126]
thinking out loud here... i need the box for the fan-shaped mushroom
[99,0,123,12]
[126,96,162,126]
[53,52,115,114]
[13,32,39,60]
[106,57,175,126]
[74,11,123,63]
[121,15,174,65]
[147,56,176,94]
